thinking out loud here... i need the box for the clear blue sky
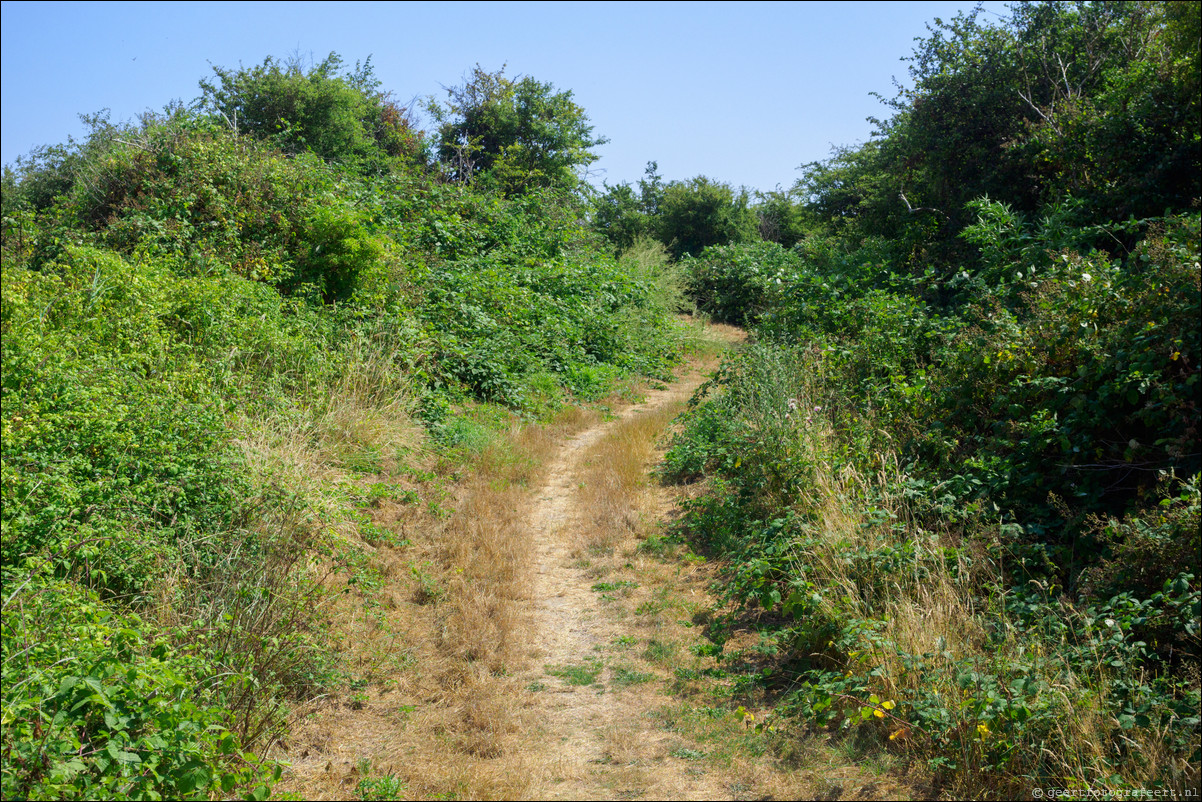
[1,0,1008,193]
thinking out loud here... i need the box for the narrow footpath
[273,321,900,800]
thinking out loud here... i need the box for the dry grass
[574,402,682,556]
[522,372,912,800]
[267,396,607,800]
[266,319,822,800]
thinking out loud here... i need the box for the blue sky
[1,0,1007,192]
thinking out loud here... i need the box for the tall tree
[198,53,423,174]
[429,65,607,195]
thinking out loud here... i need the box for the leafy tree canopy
[798,0,1201,276]
[429,65,608,196]
[592,161,665,254]
[198,52,424,173]
[656,176,758,261]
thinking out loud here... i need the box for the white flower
[1082,272,1092,282]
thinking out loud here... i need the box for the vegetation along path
[269,321,907,800]
[6,9,1197,796]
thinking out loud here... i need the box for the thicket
[1,55,684,799]
[663,2,1200,796]
[592,163,760,261]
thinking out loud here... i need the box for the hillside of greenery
[599,2,1199,797]
[3,1,1200,798]
[1,56,686,799]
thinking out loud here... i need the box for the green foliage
[391,185,681,406]
[199,52,425,173]
[4,113,385,303]
[592,181,647,254]
[680,241,802,325]
[611,666,656,687]
[664,342,1200,792]
[592,161,665,254]
[1,567,275,800]
[1,247,245,594]
[2,111,144,221]
[656,176,758,261]
[794,143,912,258]
[545,661,604,686]
[753,189,809,248]
[795,2,1200,278]
[3,53,685,800]
[430,64,607,195]
[920,210,1200,524]
[658,2,1202,792]
[356,769,405,801]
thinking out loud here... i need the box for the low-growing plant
[545,660,604,687]
[1,566,279,800]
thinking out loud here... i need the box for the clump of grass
[592,580,639,594]
[546,660,605,687]
[612,666,657,687]
[671,747,707,760]
[644,639,677,664]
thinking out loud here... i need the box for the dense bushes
[679,241,799,326]
[663,1,1201,794]
[2,570,277,801]
[591,168,761,262]
[199,53,424,173]
[664,336,1200,794]
[2,55,685,799]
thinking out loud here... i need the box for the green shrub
[1,567,275,801]
[655,176,757,262]
[681,241,800,325]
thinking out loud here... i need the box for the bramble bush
[663,340,1200,794]
[3,52,688,799]
[1,566,278,801]
[669,190,1198,799]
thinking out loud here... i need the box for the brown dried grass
[269,320,775,799]
[269,399,604,800]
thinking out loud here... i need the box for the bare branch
[899,190,949,220]
[1016,87,1062,134]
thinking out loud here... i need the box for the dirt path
[273,322,897,800]
[514,323,891,800]
[518,356,724,800]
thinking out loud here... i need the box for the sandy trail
[513,326,762,800]
[521,375,706,799]
[273,324,846,801]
